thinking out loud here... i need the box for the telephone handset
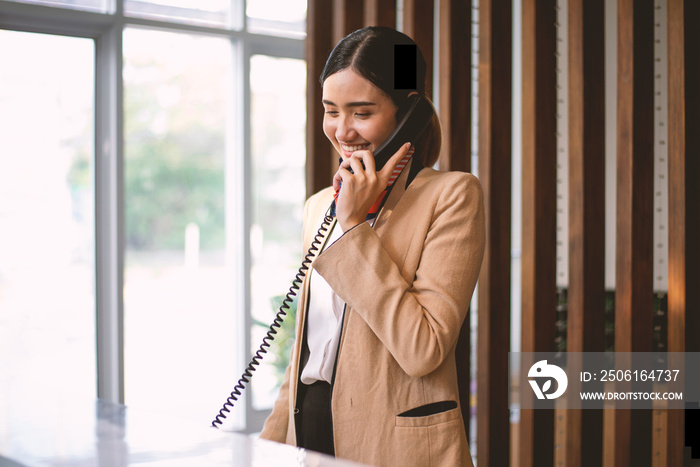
[211,93,435,429]
[371,93,433,171]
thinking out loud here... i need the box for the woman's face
[322,68,398,161]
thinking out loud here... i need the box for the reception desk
[0,397,366,466]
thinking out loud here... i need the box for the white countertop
[0,396,367,467]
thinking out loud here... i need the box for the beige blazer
[260,161,485,467]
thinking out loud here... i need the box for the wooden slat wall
[612,0,655,466]
[664,2,686,464]
[401,0,434,97]
[437,0,471,172]
[434,0,474,445]
[476,0,512,466]
[520,0,557,466]
[305,0,334,198]
[333,0,364,44]
[666,0,700,465]
[363,0,396,28]
[304,1,698,465]
[565,0,606,465]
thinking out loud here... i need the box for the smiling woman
[322,69,398,162]
[260,26,484,467]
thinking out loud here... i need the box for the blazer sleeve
[312,173,485,377]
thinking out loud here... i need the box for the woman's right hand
[332,142,411,231]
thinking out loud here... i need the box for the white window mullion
[215,35,249,431]
[239,38,259,433]
[95,20,125,404]
[232,0,245,31]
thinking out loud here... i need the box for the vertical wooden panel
[306,0,335,198]
[363,0,396,27]
[432,0,474,445]
[520,0,557,466]
[666,0,700,465]
[613,0,654,466]
[566,0,605,465]
[333,0,364,44]
[664,1,685,463]
[437,0,471,172]
[401,0,434,97]
[684,0,700,458]
[476,0,512,466]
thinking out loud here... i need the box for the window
[249,54,306,410]
[2,0,108,13]
[0,29,96,401]
[0,0,306,434]
[246,0,306,37]
[124,0,232,27]
[122,26,237,425]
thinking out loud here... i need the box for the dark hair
[320,26,441,167]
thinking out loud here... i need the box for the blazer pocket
[395,400,459,427]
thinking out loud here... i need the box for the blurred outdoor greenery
[67,31,228,251]
[122,33,227,251]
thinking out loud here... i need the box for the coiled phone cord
[211,208,336,429]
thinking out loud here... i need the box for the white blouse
[300,221,345,385]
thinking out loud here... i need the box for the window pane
[246,0,306,37]
[123,27,240,427]
[249,55,306,410]
[124,0,231,28]
[2,0,107,13]
[0,31,96,402]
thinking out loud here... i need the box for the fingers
[331,142,412,228]
[333,141,411,191]
[377,142,411,180]
[346,155,368,174]
[348,149,375,173]
[343,141,411,175]
[333,155,370,191]
[332,170,342,191]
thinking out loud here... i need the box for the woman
[260,26,484,467]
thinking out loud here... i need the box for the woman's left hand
[332,142,411,231]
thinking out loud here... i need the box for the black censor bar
[393,44,417,90]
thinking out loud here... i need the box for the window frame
[0,0,304,433]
